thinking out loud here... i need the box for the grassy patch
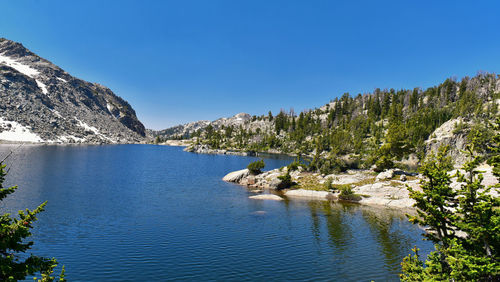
[296,174,328,191]
[338,185,362,202]
[339,193,363,201]
[389,181,404,187]
[389,174,419,181]
[351,177,376,187]
[331,183,352,192]
[405,175,418,181]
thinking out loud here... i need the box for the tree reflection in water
[306,200,428,279]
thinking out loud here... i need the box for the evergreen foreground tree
[247,159,265,175]
[401,133,500,280]
[0,157,65,281]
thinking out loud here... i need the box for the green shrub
[374,155,394,172]
[277,171,294,189]
[324,177,334,191]
[452,121,469,135]
[308,154,348,174]
[247,159,265,175]
[287,159,305,172]
[338,185,362,201]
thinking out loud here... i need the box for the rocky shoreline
[222,164,499,210]
[183,144,256,156]
[162,141,298,158]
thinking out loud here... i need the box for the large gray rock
[222,169,250,183]
[376,169,394,181]
[267,178,282,189]
[425,118,469,167]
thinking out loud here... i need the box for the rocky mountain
[0,38,146,143]
[154,112,255,139]
[152,120,211,139]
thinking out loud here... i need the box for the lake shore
[160,140,299,158]
[223,164,499,210]
[223,167,420,209]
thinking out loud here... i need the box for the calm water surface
[0,145,432,281]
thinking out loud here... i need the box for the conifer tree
[401,132,500,281]
[0,155,65,281]
[451,130,499,280]
[406,146,457,246]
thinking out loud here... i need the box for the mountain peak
[0,38,146,143]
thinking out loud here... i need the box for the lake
[0,144,432,281]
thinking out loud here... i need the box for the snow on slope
[0,53,39,77]
[0,117,43,142]
[36,79,48,94]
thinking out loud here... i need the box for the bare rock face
[153,120,210,139]
[154,112,272,140]
[222,169,250,182]
[0,38,145,143]
[425,118,469,166]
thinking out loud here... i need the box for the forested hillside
[163,72,500,171]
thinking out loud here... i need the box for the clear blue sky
[1,1,499,129]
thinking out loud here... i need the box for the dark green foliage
[287,159,305,172]
[452,132,500,279]
[338,185,361,201]
[466,123,494,154]
[277,171,293,189]
[154,136,161,144]
[401,138,500,280]
[308,152,348,174]
[407,146,456,245]
[247,159,265,175]
[373,152,394,172]
[274,110,288,135]
[324,177,334,191]
[488,117,500,177]
[452,120,469,135]
[191,73,499,171]
[0,157,65,281]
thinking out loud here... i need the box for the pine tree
[0,155,65,281]
[406,146,457,246]
[401,134,500,280]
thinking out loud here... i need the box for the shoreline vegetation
[220,162,499,209]
[148,73,500,222]
[155,138,500,211]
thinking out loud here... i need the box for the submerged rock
[285,189,331,200]
[249,194,284,201]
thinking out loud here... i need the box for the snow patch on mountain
[0,117,43,142]
[75,118,100,134]
[0,53,39,77]
[35,79,48,94]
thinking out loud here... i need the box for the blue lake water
[0,144,432,281]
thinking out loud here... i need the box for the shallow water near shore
[0,144,432,281]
